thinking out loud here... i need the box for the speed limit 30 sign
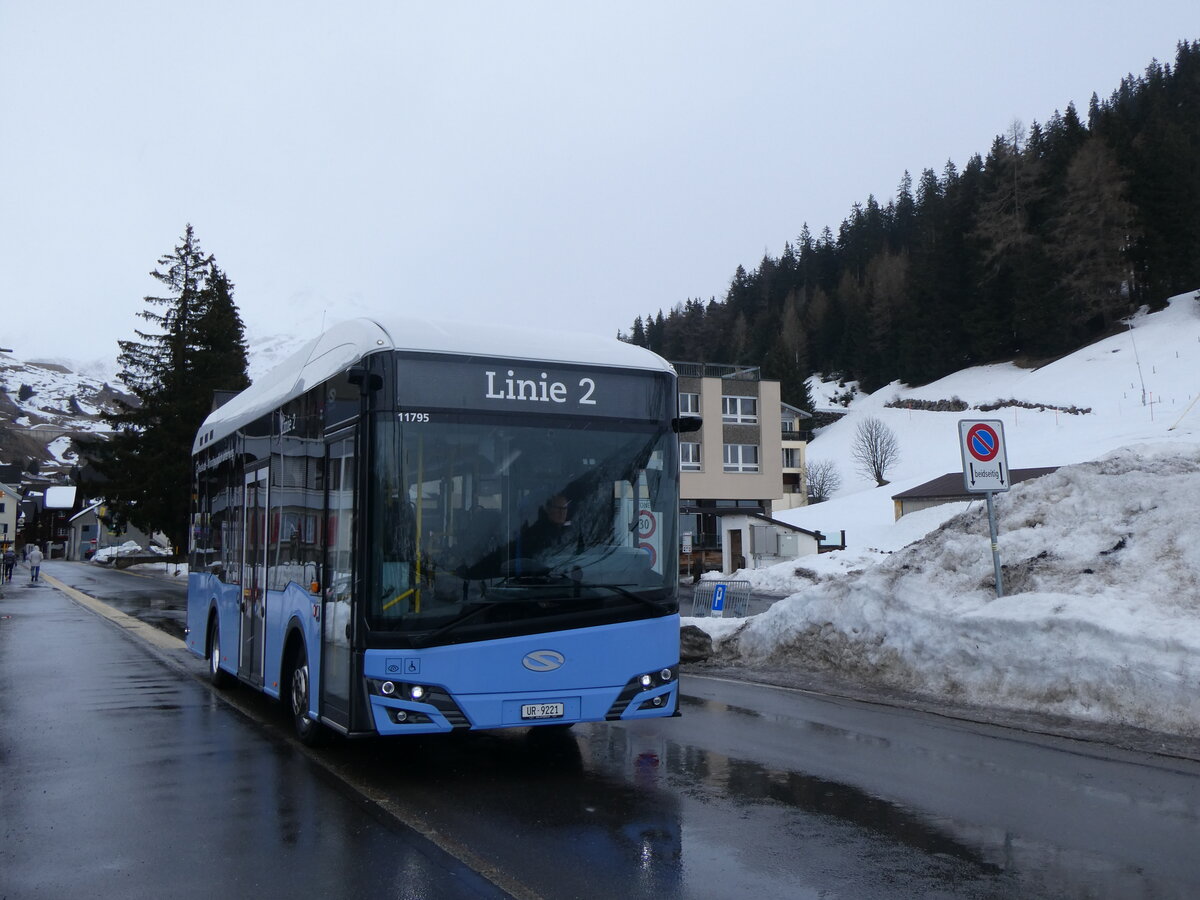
[958,419,1010,493]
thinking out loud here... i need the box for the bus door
[240,465,269,687]
[320,432,355,730]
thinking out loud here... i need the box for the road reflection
[333,727,684,898]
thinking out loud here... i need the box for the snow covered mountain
[0,322,307,479]
[0,355,134,478]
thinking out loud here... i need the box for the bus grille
[605,679,642,720]
[423,686,471,729]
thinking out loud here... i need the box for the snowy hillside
[689,291,1200,740]
[0,355,133,475]
[0,320,307,475]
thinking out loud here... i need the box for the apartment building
[674,363,807,558]
[776,402,811,512]
[0,482,20,551]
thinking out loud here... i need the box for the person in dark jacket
[520,495,582,558]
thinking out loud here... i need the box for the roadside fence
[690,580,751,618]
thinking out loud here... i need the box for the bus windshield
[362,413,678,644]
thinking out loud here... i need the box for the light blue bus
[186,317,691,744]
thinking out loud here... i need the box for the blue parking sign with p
[712,583,726,615]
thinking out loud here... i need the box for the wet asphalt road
[0,572,506,899]
[5,561,1200,898]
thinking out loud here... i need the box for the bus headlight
[605,666,679,719]
[637,666,678,690]
[368,679,432,702]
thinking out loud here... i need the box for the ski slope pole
[1168,392,1200,431]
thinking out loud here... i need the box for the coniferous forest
[623,41,1200,411]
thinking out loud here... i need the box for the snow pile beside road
[91,541,143,564]
[90,541,171,564]
[697,444,1200,737]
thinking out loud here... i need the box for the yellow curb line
[42,572,186,653]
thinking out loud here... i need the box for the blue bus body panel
[265,582,323,701]
[187,575,319,699]
[363,614,680,734]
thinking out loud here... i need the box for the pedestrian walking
[28,545,44,582]
[2,546,15,582]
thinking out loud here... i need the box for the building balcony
[674,362,761,381]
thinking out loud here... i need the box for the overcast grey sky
[1,2,1195,375]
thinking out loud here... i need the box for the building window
[723,443,759,472]
[679,392,700,415]
[722,396,758,424]
[680,442,701,472]
[781,448,801,468]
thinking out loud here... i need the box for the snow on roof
[69,500,104,523]
[195,315,673,452]
[44,485,77,509]
[720,511,824,539]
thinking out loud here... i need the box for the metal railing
[690,580,751,618]
[673,362,760,381]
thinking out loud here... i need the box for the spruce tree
[191,264,250,400]
[80,225,250,554]
[1050,135,1138,336]
[629,316,647,347]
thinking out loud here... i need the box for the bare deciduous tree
[803,459,841,503]
[851,416,900,486]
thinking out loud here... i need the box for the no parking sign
[958,419,1010,493]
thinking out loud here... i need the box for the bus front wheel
[288,644,328,747]
[207,617,234,688]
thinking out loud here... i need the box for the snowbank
[690,444,1200,737]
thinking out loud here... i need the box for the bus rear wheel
[288,644,328,747]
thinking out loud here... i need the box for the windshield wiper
[572,582,673,613]
[410,594,554,648]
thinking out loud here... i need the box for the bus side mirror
[672,416,702,434]
[348,366,383,392]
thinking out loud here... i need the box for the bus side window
[324,372,359,427]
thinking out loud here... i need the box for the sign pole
[986,491,1003,598]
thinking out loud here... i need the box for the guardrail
[690,580,751,618]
